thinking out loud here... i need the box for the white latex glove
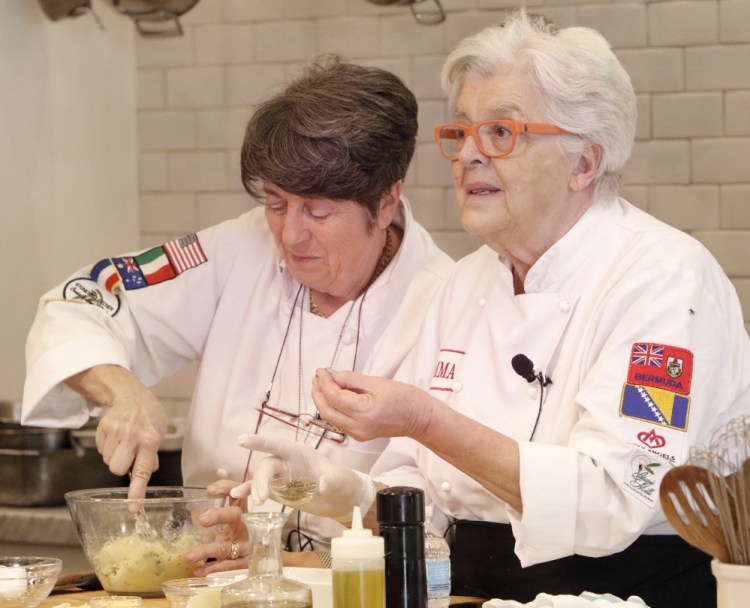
[233,434,376,521]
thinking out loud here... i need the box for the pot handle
[70,433,87,458]
[134,11,184,37]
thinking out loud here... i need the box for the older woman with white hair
[242,11,750,606]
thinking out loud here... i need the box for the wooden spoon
[659,464,731,563]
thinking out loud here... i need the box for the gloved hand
[232,434,376,522]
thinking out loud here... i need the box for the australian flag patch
[90,233,207,293]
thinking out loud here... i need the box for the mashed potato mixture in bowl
[65,488,223,597]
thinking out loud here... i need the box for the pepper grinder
[377,486,427,608]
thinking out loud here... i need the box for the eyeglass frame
[434,119,572,160]
[255,402,347,444]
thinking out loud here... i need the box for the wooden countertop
[42,590,168,608]
[42,589,486,608]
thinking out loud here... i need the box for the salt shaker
[376,486,427,608]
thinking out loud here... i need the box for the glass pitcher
[221,512,312,608]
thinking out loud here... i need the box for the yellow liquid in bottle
[333,568,385,608]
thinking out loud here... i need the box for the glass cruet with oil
[221,512,312,608]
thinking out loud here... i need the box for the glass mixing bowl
[0,557,62,608]
[65,487,223,597]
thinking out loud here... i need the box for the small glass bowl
[0,557,62,608]
[89,596,142,608]
[161,578,230,608]
[268,476,318,507]
[205,571,247,585]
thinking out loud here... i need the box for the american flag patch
[164,234,207,274]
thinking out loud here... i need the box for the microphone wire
[529,372,549,441]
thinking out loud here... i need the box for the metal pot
[0,401,22,424]
[103,0,202,36]
[0,425,70,451]
[0,447,125,507]
[365,0,445,24]
[0,402,71,450]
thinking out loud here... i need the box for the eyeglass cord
[241,283,305,485]
[240,281,366,551]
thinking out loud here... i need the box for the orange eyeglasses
[435,119,571,160]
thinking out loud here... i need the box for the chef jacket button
[452,381,463,393]
[528,386,537,399]
[477,297,486,307]
[341,330,355,346]
[440,481,452,493]
[559,299,571,313]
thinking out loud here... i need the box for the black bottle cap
[376,486,425,524]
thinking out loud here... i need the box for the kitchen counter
[40,590,486,608]
[0,505,78,545]
[41,591,168,608]
[0,505,89,573]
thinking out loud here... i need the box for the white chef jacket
[22,197,453,548]
[371,196,750,567]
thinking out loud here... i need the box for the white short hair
[441,10,637,197]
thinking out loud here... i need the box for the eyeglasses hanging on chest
[252,284,367,447]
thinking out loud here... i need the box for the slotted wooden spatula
[659,464,731,563]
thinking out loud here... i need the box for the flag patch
[627,342,693,395]
[90,234,207,292]
[135,246,177,285]
[620,383,690,431]
[164,234,207,273]
[91,258,121,293]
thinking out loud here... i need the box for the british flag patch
[627,342,693,395]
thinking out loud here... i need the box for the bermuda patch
[627,342,693,395]
[620,383,690,431]
[430,348,465,392]
[62,277,121,316]
[90,234,207,293]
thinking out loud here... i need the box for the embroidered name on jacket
[90,234,207,293]
[430,348,465,392]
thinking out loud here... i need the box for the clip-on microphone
[511,354,552,440]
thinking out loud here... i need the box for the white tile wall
[316,17,380,57]
[686,45,750,90]
[720,0,750,43]
[726,92,750,135]
[134,0,750,402]
[138,111,195,150]
[195,24,255,65]
[577,4,647,48]
[652,93,723,139]
[648,1,718,47]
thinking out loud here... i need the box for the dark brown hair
[240,55,418,218]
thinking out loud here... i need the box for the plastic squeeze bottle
[332,506,386,608]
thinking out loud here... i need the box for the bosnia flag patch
[620,383,690,431]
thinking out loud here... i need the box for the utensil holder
[712,559,750,607]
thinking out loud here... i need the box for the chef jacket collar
[518,196,621,294]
